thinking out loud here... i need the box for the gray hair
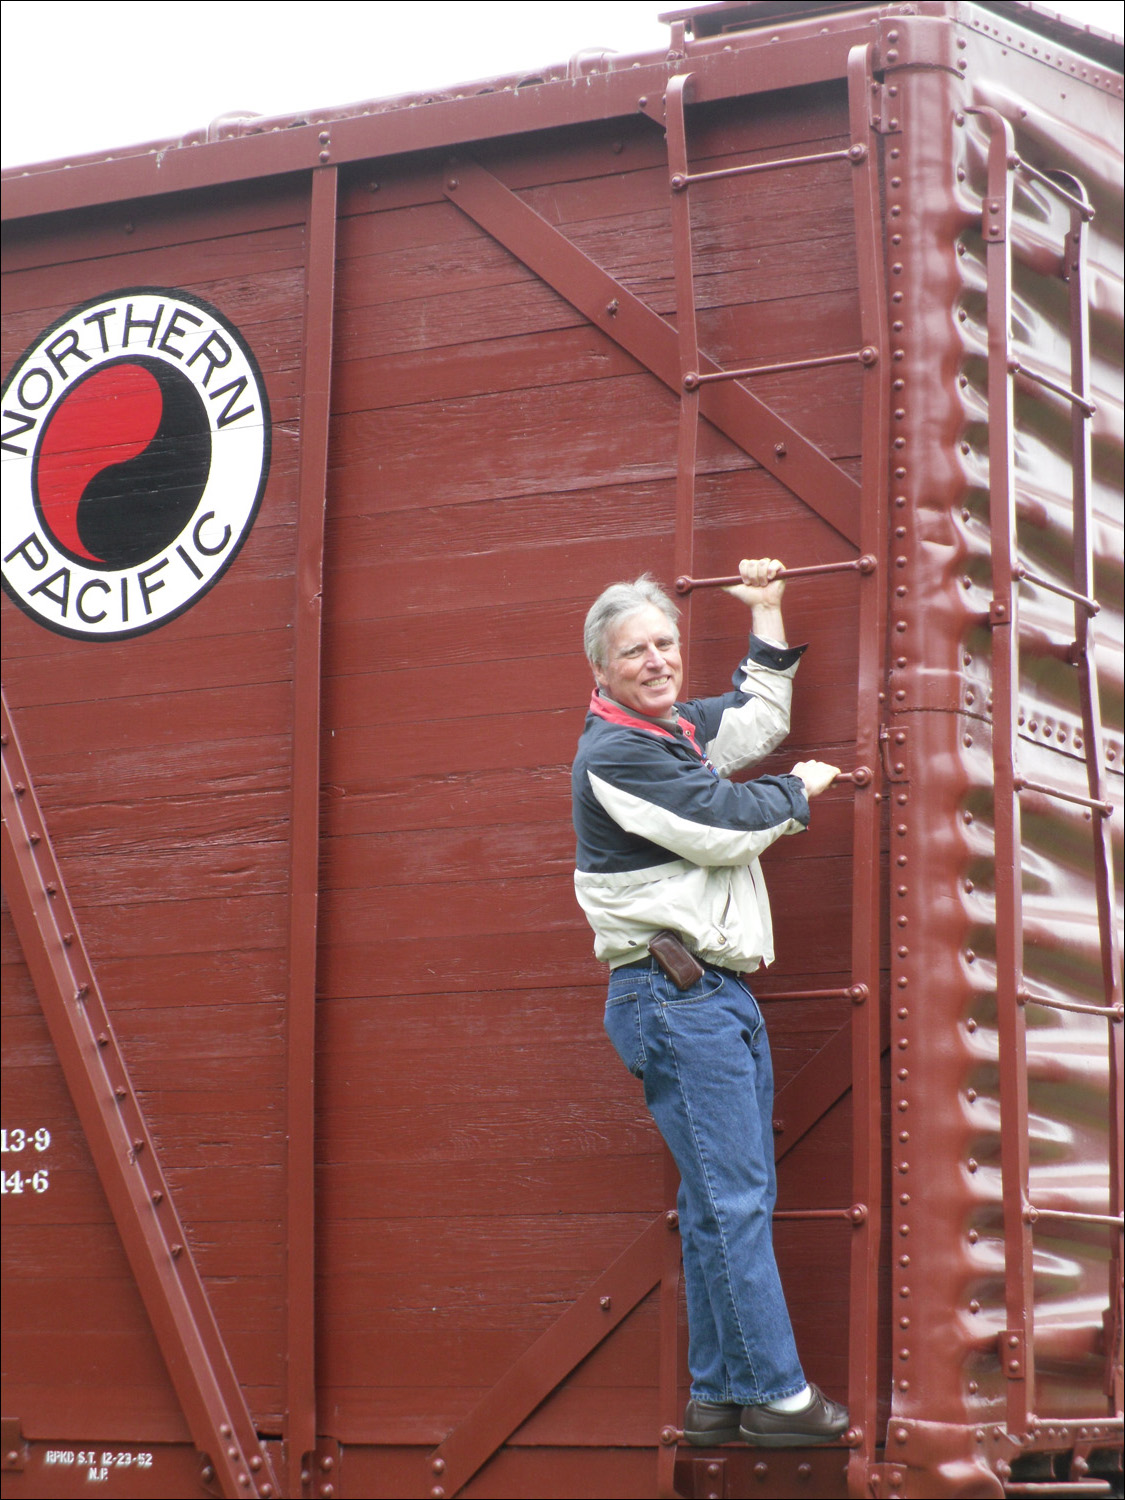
[583,573,680,671]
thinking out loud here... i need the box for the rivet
[969,1300,980,1312]
[754,1462,769,1478]
[220,1425,232,1439]
[320,1456,334,1472]
[432,1459,446,1475]
[600,1295,612,1310]
[968,1159,978,1173]
[968,1228,979,1243]
[895,1427,908,1443]
[798,1463,812,1479]
[97,1032,109,1047]
[152,1190,163,1204]
[665,1210,679,1228]
[966,1018,977,1033]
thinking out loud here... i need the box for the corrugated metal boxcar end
[2,3,1122,1498]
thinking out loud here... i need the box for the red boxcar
[2,4,1122,1497]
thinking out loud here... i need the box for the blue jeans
[605,958,806,1405]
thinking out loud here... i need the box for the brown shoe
[683,1398,742,1446]
[738,1384,849,1447]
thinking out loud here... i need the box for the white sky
[0,0,1118,171]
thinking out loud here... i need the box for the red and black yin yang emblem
[2,289,270,639]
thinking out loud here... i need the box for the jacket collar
[588,691,705,759]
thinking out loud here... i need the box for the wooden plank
[1,175,308,273]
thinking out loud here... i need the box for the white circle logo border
[1,287,271,641]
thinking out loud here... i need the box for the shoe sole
[738,1428,847,1447]
[683,1428,741,1446]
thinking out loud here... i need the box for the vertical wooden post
[285,162,338,1491]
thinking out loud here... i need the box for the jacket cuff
[745,633,808,673]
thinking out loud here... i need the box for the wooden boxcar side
[2,4,1121,1498]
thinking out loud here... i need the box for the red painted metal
[3,6,1122,1498]
[285,163,338,1493]
[841,41,891,1495]
[674,557,877,593]
[666,66,700,695]
[0,691,279,1500]
[684,348,877,390]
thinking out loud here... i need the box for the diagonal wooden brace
[442,160,862,547]
[0,689,279,1500]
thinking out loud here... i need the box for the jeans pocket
[604,992,646,1079]
[733,975,764,1048]
[659,968,727,1007]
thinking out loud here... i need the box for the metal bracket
[1,1419,26,1472]
[870,82,903,135]
[302,1438,342,1499]
[1000,1328,1028,1380]
[880,724,910,782]
[865,1464,908,1499]
[877,16,964,77]
[689,1455,728,1499]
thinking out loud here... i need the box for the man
[571,557,848,1448]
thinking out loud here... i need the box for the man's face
[594,604,683,719]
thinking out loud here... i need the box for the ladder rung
[1014,776,1112,816]
[670,142,865,191]
[675,556,877,594]
[1024,1205,1124,1229]
[1004,1485,1112,1497]
[684,347,877,390]
[773,1205,867,1223]
[1013,156,1096,220]
[756,985,869,1003]
[1018,988,1123,1021]
[1015,565,1099,615]
[1008,357,1096,415]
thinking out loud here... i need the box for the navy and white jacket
[572,635,810,972]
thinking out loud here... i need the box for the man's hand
[790,760,840,798]
[724,557,787,640]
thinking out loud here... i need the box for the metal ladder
[972,106,1124,1441]
[656,35,891,1499]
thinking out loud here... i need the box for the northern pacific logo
[2,288,270,640]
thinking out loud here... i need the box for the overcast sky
[0,0,1117,172]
